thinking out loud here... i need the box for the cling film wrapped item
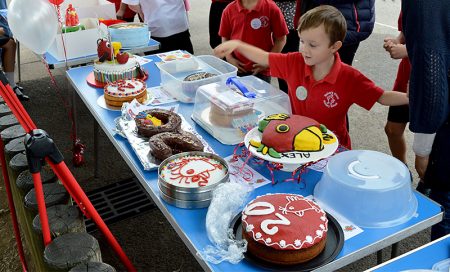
[198,182,252,264]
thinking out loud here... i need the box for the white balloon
[8,0,58,54]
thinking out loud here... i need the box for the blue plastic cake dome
[313,150,417,228]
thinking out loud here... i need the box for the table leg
[17,41,21,83]
[391,242,399,258]
[377,249,383,264]
[94,121,99,179]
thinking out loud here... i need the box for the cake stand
[243,127,339,172]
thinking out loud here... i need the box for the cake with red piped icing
[242,193,328,265]
[160,155,227,188]
[104,78,147,107]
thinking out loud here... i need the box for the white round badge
[251,18,262,30]
[296,86,308,101]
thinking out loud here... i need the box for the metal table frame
[66,54,443,272]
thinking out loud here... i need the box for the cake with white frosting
[160,155,227,188]
[103,78,147,107]
[242,193,328,265]
[93,57,141,83]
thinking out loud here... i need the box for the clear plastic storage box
[191,76,291,145]
[159,55,238,103]
[314,150,417,228]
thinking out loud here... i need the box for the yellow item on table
[112,42,122,57]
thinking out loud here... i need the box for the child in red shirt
[219,0,288,82]
[215,5,408,149]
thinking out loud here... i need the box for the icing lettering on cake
[242,193,328,250]
[160,155,226,188]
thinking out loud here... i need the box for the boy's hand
[252,63,268,75]
[214,40,239,58]
[226,55,247,73]
[387,44,408,59]
[0,27,4,36]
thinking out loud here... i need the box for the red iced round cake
[242,193,328,265]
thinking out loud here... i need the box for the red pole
[0,138,28,271]
[31,173,52,246]
[49,160,136,272]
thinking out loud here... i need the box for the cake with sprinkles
[103,78,147,107]
[242,193,328,265]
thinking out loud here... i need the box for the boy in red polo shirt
[219,0,289,82]
[215,5,408,149]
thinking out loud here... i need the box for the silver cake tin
[158,151,229,208]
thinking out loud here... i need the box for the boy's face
[299,24,340,67]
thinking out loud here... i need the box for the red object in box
[65,4,79,27]
[99,19,126,27]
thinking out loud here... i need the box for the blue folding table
[66,54,443,272]
[370,234,450,271]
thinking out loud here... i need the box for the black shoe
[13,86,29,101]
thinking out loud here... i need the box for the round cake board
[243,127,339,172]
[96,92,152,111]
[231,212,344,271]
[86,71,149,88]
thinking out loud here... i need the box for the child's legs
[209,1,230,49]
[0,37,15,72]
[385,104,409,163]
[152,30,194,55]
[338,42,360,66]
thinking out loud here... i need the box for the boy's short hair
[298,5,347,46]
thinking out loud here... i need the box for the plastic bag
[198,182,252,264]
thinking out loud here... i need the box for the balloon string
[41,55,75,145]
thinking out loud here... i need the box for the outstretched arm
[378,91,409,106]
[214,40,270,67]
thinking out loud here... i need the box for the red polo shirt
[219,0,288,75]
[269,52,384,149]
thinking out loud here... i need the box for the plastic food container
[109,22,149,48]
[314,150,417,228]
[159,55,237,103]
[191,76,291,145]
[158,151,229,209]
[432,258,450,271]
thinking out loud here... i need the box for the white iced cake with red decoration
[104,78,147,107]
[160,155,227,188]
[242,193,328,265]
[94,57,141,83]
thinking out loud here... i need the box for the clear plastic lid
[314,150,417,228]
[192,76,291,145]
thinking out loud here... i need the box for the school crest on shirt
[323,91,339,108]
[251,16,269,29]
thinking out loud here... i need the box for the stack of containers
[157,151,229,209]
[158,55,238,103]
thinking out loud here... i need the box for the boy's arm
[271,35,286,53]
[214,40,270,67]
[221,37,247,73]
[251,35,286,75]
[377,91,409,106]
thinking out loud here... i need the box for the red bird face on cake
[249,114,336,158]
[97,38,113,62]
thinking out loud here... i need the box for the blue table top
[372,234,450,271]
[66,55,443,272]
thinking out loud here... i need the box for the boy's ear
[330,41,342,52]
